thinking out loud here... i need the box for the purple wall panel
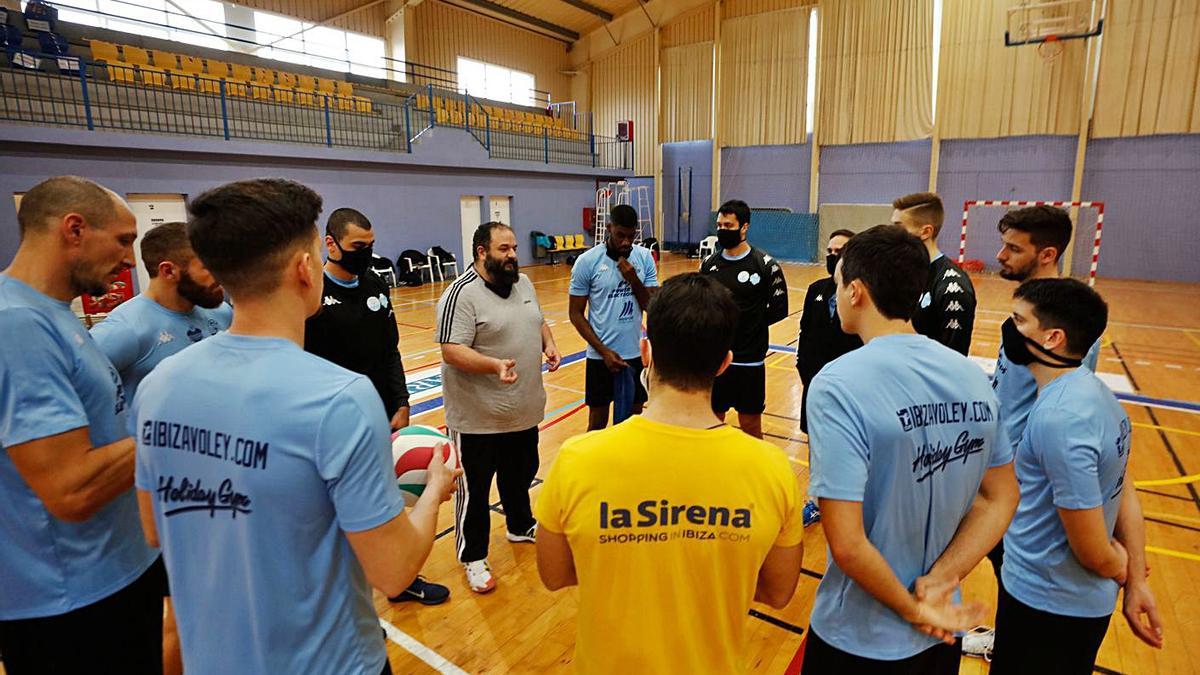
[1082,135,1200,283]
[0,145,600,269]
[720,143,812,214]
[818,140,932,206]
[662,140,713,245]
[935,136,1077,266]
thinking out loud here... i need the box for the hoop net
[1037,34,1065,60]
[957,200,1106,286]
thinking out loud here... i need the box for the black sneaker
[388,576,450,605]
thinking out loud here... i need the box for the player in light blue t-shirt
[964,205,1160,662]
[92,221,232,408]
[991,278,1162,673]
[0,177,162,673]
[133,179,459,675]
[804,226,1018,675]
[568,204,658,430]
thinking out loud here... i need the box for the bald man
[0,177,164,674]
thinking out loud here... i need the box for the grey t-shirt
[435,268,547,434]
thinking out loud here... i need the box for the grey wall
[0,123,625,269]
[721,142,812,214]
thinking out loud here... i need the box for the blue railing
[0,51,632,169]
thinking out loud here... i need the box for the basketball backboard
[1005,0,1105,46]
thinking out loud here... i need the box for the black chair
[397,249,434,283]
[37,32,78,74]
[428,246,459,280]
[369,254,397,287]
[22,1,57,33]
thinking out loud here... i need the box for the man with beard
[568,204,658,430]
[92,221,233,407]
[90,221,231,675]
[436,221,560,593]
[700,199,788,439]
[304,208,448,607]
[0,176,162,673]
[961,205,1160,661]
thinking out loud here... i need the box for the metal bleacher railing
[0,54,633,169]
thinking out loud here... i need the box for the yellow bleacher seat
[335,96,354,111]
[151,50,197,91]
[251,68,275,100]
[316,77,336,95]
[354,96,372,113]
[228,63,253,82]
[120,45,150,66]
[277,72,298,89]
[293,75,317,106]
[121,45,168,87]
[552,235,565,250]
[207,61,247,97]
[435,107,449,124]
[417,94,429,109]
[89,40,136,84]
[573,234,585,249]
[335,81,353,98]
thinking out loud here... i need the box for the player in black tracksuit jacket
[892,192,977,356]
[701,200,788,439]
[795,230,862,433]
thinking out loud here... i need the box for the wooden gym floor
[376,253,1200,675]
[7,254,1193,675]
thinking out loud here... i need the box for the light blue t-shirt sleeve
[90,314,142,373]
[568,252,592,297]
[807,376,871,502]
[1033,411,1103,510]
[1083,339,1100,373]
[211,302,234,329]
[988,400,1014,468]
[0,309,90,447]
[640,248,659,288]
[133,383,154,492]
[316,378,405,532]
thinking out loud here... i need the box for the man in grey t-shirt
[435,221,560,593]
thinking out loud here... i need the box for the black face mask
[1001,318,1082,369]
[826,253,839,276]
[331,239,374,276]
[716,228,743,250]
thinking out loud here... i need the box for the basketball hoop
[1037,34,1065,61]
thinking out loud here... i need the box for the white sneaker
[961,626,994,661]
[506,524,537,543]
[463,560,496,594]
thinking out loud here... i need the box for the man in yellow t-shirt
[535,273,805,674]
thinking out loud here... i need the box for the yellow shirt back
[535,415,805,674]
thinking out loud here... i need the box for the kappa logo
[946,300,964,312]
[158,330,175,344]
[943,269,960,279]
[323,296,342,306]
[814,294,823,302]
[946,319,962,330]
[946,282,964,294]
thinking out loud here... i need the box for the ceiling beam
[555,0,612,22]
[452,0,580,40]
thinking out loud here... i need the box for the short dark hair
[326,207,373,241]
[892,192,945,235]
[17,176,118,239]
[717,199,751,226]
[646,273,738,392]
[609,204,638,230]
[839,224,929,321]
[187,179,323,294]
[140,222,193,278]
[829,229,855,240]
[471,221,513,261]
[997,206,1073,263]
[1013,278,1107,356]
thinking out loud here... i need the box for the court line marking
[379,618,469,675]
[1185,331,1200,349]
[1133,422,1200,438]
[1144,511,1200,527]
[1135,473,1200,488]
[1146,546,1200,563]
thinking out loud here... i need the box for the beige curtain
[592,33,657,175]
[724,0,817,20]
[719,8,810,147]
[662,43,715,142]
[1094,0,1200,137]
[662,5,715,47]
[938,0,1085,139]
[818,0,934,145]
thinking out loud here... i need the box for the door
[488,195,511,226]
[126,193,188,293]
[460,195,483,267]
